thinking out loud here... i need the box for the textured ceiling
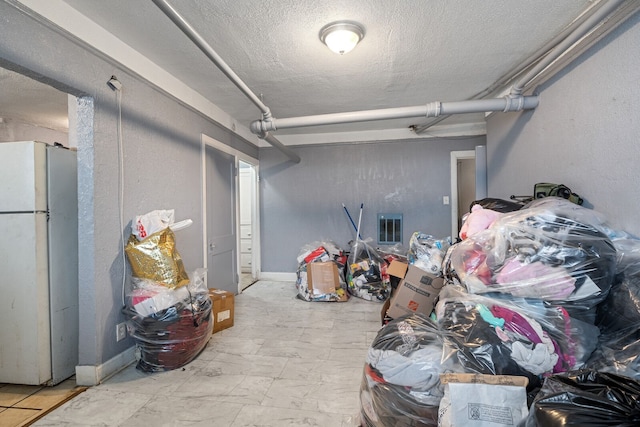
[2,0,596,140]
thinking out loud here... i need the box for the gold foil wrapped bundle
[125,227,189,289]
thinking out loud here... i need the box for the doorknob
[209,243,216,251]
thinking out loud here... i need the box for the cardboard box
[308,262,347,302]
[208,289,235,334]
[387,265,444,319]
[387,260,408,279]
[381,297,391,325]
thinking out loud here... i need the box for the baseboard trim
[258,272,297,281]
[75,346,136,386]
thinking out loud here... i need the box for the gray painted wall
[0,2,257,367]
[486,11,640,237]
[259,137,484,272]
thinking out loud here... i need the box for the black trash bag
[587,247,640,379]
[470,197,524,213]
[520,370,640,426]
[359,313,455,426]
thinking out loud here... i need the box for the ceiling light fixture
[319,21,365,55]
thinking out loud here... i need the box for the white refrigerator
[0,141,79,385]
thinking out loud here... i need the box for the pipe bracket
[503,94,525,112]
[426,102,442,118]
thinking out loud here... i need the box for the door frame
[450,150,475,240]
[201,134,260,293]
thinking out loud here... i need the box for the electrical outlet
[116,322,127,342]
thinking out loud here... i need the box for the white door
[204,143,238,294]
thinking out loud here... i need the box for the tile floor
[33,280,382,426]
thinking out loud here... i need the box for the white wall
[486,11,640,237]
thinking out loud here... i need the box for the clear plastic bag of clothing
[447,197,617,323]
[435,285,600,386]
[360,313,458,426]
[520,369,640,426]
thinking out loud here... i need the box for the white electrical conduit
[152,0,301,163]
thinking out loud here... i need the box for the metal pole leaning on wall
[152,0,300,163]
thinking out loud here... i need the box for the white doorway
[238,160,258,290]
[201,134,259,294]
[450,146,488,241]
[450,150,476,241]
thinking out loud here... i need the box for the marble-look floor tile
[257,339,333,360]
[206,336,266,356]
[261,378,361,415]
[207,352,289,377]
[230,404,348,427]
[278,358,364,385]
[33,280,382,426]
[121,395,244,426]
[96,362,197,396]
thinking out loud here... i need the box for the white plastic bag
[133,209,175,241]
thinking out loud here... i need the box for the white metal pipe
[263,132,301,163]
[152,0,270,116]
[153,0,301,163]
[511,0,625,95]
[251,96,538,133]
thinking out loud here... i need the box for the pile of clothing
[359,197,640,426]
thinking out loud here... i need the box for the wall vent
[378,213,403,245]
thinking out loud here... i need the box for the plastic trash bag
[347,240,389,302]
[295,241,348,302]
[587,238,640,379]
[408,232,450,275]
[125,227,190,289]
[520,370,640,426]
[447,197,617,323]
[435,285,599,383]
[470,197,524,213]
[123,269,212,372]
[359,313,456,426]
